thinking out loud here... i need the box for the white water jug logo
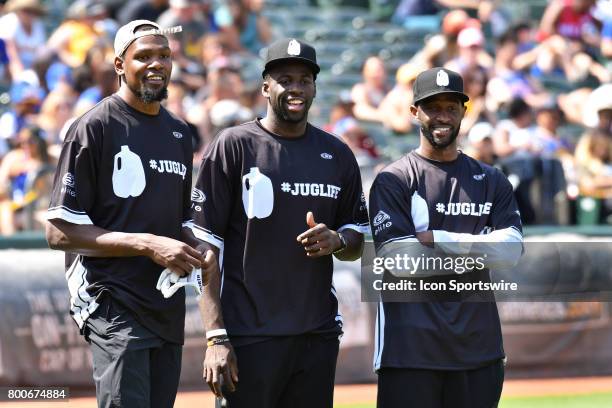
[436,70,449,87]
[112,145,146,198]
[242,167,274,219]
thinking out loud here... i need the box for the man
[45,20,213,407]
[583,83,612,135]
[350,56,388,123]
[188,38,369,407]
[369,67,523,408]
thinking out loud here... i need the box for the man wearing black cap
[368,67,523,407]
[45,20,213,407]
[188,38,369,407]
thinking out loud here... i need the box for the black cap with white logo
[413,67,469,105]
[262,38,320,78]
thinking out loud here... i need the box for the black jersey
[47,94,193,344]
[189,119,369,343]
[369,150,522,370]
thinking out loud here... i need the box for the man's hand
[145,235,203,277]
[296,211,342,257]
[416,231,434,247]
[203,343,239,398]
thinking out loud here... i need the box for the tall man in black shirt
[188,38,369,407]
[369,68,523,408]
[45,20,215,408]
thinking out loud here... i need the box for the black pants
[85,296,182,408]
[377,360,504,408]
[223,334,340,408]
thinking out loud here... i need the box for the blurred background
[0,0,610,233]
[0,0,611,404]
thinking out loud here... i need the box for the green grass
[334,392,612,408]
[500,392,612,408]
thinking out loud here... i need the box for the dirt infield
[1,377,612,407]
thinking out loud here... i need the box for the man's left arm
[418,171,523,270]
[296,149,369,261]
[297,211,364,261]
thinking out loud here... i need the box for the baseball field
[1,377,611,407]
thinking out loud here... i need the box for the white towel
[156,267,203,298]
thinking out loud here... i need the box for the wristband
[207,336,231,347]
[333,232,348,254]
[206,329,227,339]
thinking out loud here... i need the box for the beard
[126,77,168,104]
[135,86,168,104]
[271,94,312,123]
[421,123,460,149]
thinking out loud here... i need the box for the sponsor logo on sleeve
[62,172,75,187]
[320,153,333,159]
[191,188,206,212]
[480,226,493,235]
[473,173,486,180]
[372,210,392,236]
[61,172,76,197]
[372,210,390,226]
[191,188,206,203]
[173,131,183,139]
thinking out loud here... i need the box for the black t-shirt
[189,119,369,345]
[48,94,193,344]
[369,150,522,370]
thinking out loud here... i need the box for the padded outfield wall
[0,228,611,386]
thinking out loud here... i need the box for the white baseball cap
[583,84,612,128]
[468,122,494,143]
[114,20,182,57]
[457,27,484,48]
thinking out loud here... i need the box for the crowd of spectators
[0,0,610,235]
[342,0,612,226]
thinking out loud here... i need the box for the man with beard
[187,38,369,407]
[369,67,523,408]
[45,20,214,407]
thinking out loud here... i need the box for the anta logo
[62,172,75,187]
[480,226,493,235]
[149,159,187,180]
[280,182,341,199]
[372,210,392,236]
[372,210,390,227]
[436,202,492,216]
[191,188,206,203]
[61,172,76,197]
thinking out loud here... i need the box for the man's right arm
[182,227,238,398]
[369,172,441,278]
[182,132,238,397]
[46,219,203,276]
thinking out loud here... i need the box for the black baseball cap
[262,38,320,78]
[413,67,469,105]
